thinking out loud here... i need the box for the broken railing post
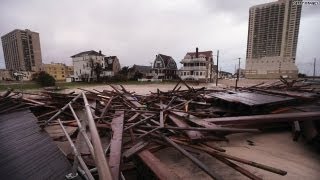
[82,92,113,180]
[43,93,82,127]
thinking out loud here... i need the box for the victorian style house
[179,48,215,82]
[149,54,178,80]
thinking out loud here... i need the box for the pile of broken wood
[1,78,320,180]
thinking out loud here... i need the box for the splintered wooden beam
[168,114,203,141]
[138,150,181,180]
[100,96,114,118]
[109,110,125,180]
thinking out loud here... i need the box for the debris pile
[1,79,320,180]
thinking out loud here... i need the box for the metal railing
[43,92,113,180]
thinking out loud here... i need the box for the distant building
[71,50,105,82]
[1,29,42,72]
[219,71,233,79]
[0,69,35,81]
[41,63,74,81]
[0,69,13,81]
[245,0,302,79]
[235,68,246,78]
[128,64,152,79]
[148,54,178,80]
[103,56,121,77]
[179,47,215,82]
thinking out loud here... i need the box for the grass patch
[0,82,42,91]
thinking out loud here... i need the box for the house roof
[220,71,232,75]
[107,56,117,59]
[158,54,175,67]
[131,64,152,73]
[71,50,105,58]
[186,51,213,58]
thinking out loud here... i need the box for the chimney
[196,47,199,58]
[99,50,102,55]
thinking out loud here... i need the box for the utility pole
[215,50,219,86]
[313,58,316,79]
[235,58,241,90]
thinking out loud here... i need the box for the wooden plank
[138,150,181,180]
[122,140,149,158]
[44,125,77,139]
[168,114,203,141]
[109,110,125,180]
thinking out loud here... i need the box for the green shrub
[34,71,56,87]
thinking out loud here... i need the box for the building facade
[0,69,35,81]
[149,54,177,80]
[41,63,74,81]
[1,29,42,72]
[245,0,302,79]
[0,69,13,81]
[71,50,105,82]
[179,48,214,82]
[103,56,121,77]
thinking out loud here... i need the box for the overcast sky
[0,0,319,75]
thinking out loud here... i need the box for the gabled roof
[131,64,152,73]
[106,56,117,59]
[186,51,213,58]
[158,54,173,67]
[71,50,105,58]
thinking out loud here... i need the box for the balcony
[180,58,208,63]
[180,66,207,71]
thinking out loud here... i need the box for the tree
[34,71,56,87]
[93,62,103,82]
[131,71,143,80]
[119,66,129,76]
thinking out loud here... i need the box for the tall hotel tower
[245,0,302,78]
[1,29,42,71]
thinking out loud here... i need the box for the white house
[179,48,215,82]
[71,50,105,82]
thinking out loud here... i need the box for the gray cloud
[0,0,319,75]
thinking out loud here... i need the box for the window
[200,72,203,76]
[196,72,199,76]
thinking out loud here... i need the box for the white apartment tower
[245,0,302,79]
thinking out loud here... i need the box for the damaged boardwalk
[0,110,72,180]
[0,78,320,180]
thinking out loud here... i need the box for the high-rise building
[245,0,302,79]
[1,29,42,71]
